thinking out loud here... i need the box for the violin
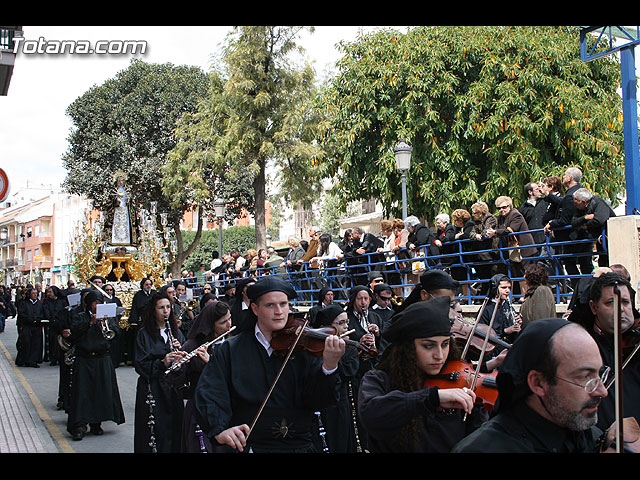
[271,316,377,360]
[423,359,499,412]
[601,417,640,453]
[450,317,511,356]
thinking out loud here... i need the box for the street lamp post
[214,199,226,256]
[394,139,413,220]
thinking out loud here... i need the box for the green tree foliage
[163,70,255,224]
[204,26,326,249]
[317,26,625,221]
[61,59,209,272]
[180,226,256,273]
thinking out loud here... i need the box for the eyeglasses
[379,296,392,302]
[497,205,510,210]
[555,366,610,394]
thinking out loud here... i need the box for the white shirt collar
[254,323,273,356]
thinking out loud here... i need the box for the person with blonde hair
[487,196,537,297]
[470,201,499,295]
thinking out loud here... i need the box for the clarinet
[164,326,236,376]
[165,315,179,352]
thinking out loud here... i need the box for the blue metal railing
[170,225,608,307]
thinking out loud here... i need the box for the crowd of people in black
[0,166,631,453]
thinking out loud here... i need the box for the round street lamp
[393,139,413,220]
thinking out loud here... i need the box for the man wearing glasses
[453,318,608,453]
[579,272,640,432]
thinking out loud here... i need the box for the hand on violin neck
[322,335,346,371]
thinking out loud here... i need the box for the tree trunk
[170,209,204,276]
[253,158,267,250]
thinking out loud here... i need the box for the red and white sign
[0,168,9,203]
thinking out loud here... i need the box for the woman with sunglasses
[486,196,537,297]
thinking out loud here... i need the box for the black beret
[222,282,236,292]
[383,296,452,343]
[368,271,384,282]
[246,276,297,302]
[420,269,459,291]
[373,283,392,295]
[83,290,103,307]
[315,304,346,327]
[89,275,106,283]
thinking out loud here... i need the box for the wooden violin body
[271,315,377,359]
[451,317,510,357]
[423,360,498,412]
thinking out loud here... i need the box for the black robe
[312,345,361,453]
[16,299,44,366]
[359,368,487,453]
[194,329,341,453]
[66,311,125,431]
[452,401,601,453]
[134,325,186,453]
[165,332,222,453]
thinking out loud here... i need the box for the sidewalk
[0,317,60,453]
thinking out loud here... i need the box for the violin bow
[246,318,310,441]
[463,295,501,422]
[461,295,490,362]
[612,284,624,453]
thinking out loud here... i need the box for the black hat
[373,283,392,295]
[420,269,459,292]
[83,290,102,307]
[368,271,385,282]
[89,275,106,284]
[315,304,346,327]
[495,318,570,413]
[246,276,297,302]
[222,282,236,292]
[383,296,452,343]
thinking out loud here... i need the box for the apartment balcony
[16,256,53,272]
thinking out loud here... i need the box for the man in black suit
[543,167,589,286]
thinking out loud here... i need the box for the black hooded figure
[66,290,125,441]
[43,285,67,366]
[478,274,520,349]
[228,277,257,333]
[16,287,44,367]
[165,300,232,453]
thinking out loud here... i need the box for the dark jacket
[570,195,615,241]
[549,183,583,241]
[495,208,537,259]
[519,199,548,246]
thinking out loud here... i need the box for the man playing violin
[453,318,607,453]
[570,272,640,432]
[358,296,488,452]
[194,276,346,453]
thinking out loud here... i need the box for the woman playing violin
[358,296,488,452]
